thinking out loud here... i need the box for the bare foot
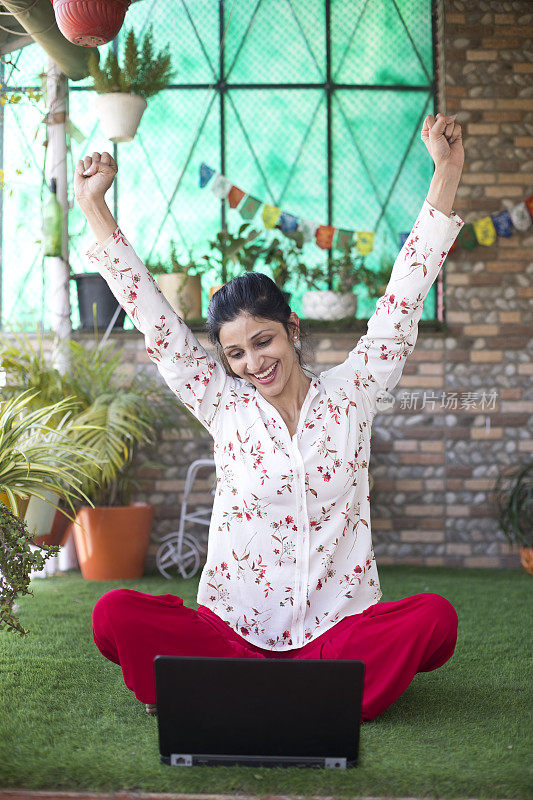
[145,703,157,715]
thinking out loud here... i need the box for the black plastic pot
[72,273,126,330]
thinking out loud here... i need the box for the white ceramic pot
[302,290,357,321]
[24,490,59,538]
[94,92,148,143]
[156,273,202,319]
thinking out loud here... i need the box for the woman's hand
[421,113,464,173]
[74,151,118,206]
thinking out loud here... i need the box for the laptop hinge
[170,754,193,766]
[325,757,347,769]
[170,753,347,768]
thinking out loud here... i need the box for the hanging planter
[86,25,174,143]
[93,92,147,143]
[50,0,132,47]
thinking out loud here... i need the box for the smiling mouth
[251,361,279,383]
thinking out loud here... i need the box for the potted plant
[0,330,108,542]
[202,223,263,300]
[54,339,204,580]
[147,241,203,321]
[300,246,393,321]
[494,462,533,575]
[1,503,60,637]
[87,24,174,143]
[263,236,302,304]
[0,391,98,520]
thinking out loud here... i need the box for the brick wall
[8,0,531,571]
[134,0,530,570]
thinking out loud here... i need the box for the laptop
[154,655,365,768]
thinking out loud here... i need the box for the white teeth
[254,362,277,380]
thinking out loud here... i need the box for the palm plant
[0,392,99,517]
[0,330,204,508]
[494,462,533,549]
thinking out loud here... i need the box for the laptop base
[164,753,349,768]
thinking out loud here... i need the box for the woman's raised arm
[324,114,465,415]
[74,152,229,435]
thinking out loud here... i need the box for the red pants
[92,590,458,722]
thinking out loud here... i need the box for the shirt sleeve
[85,226,228,435]
[325,199,464,415]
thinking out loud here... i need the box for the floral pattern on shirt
[86,199,463,650]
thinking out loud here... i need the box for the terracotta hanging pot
[72,502,154,580]
[50,0,131,47]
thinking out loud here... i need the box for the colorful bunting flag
[210,174,233,199]
[355,232,375,255]
[199,162,215,188]
[472,216,497,247]
[315,225,335,250]
[228,185,245,209]
[457,222,477,250]
[262,204,282,229]
[280,212,299,233]
[198,162,532,254]
[297,219,318,243]
[238,195,262,220]
[334,228,354,250]
[491,209,513,238]
[510,200,532,231]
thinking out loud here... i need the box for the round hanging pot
[94,93,148,143]
[50,0,131,46]
[303,290,357,321]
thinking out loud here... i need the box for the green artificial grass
[0,566,531,798]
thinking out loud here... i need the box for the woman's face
[218,312,301,396]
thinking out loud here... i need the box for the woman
[75,112,464,722]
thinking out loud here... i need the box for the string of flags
[199,162,533,255]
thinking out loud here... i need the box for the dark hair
[205,272,311,376]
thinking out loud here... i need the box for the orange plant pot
[520,547,533,575]
[72,502,154,580]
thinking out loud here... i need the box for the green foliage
[494,462,533,548]
[0,392,99,518]
[202,223,264,284]
[0,331,204,508]
[329,246,393,296]
[87,25,175,100]
[0,504,60,636]
[147,241,201,277]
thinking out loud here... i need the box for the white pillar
[45,57,71,372]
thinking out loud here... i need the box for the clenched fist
[74,151,118,206]
[421,113,464,173]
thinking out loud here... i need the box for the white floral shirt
[86,199,463,650]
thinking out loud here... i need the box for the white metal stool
[155,458,215,579]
